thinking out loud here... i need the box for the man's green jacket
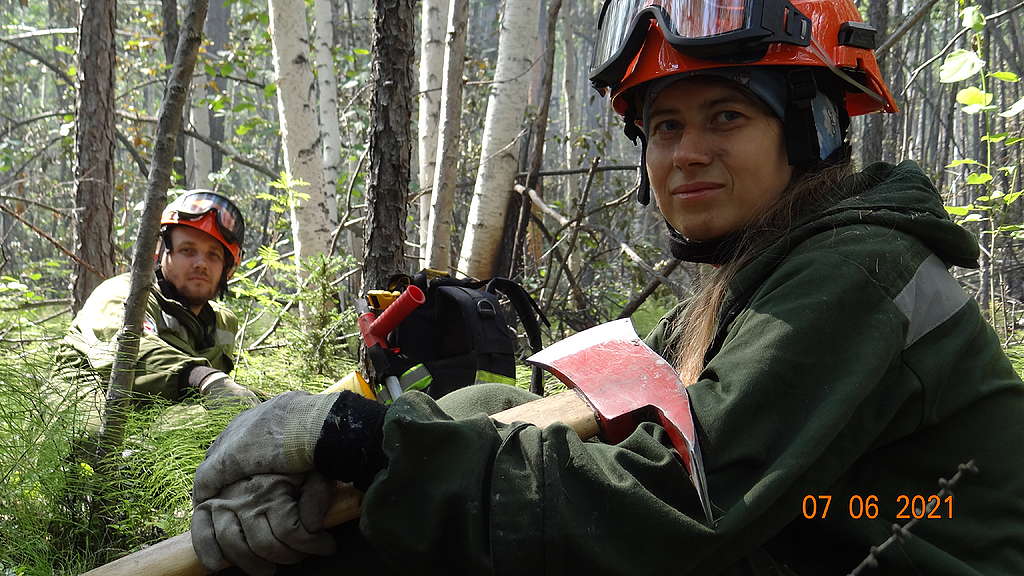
[355,162,1024,575]
[54,273,238,417]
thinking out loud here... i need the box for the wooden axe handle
[81,391,598,576]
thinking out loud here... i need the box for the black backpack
[383,270,548,399]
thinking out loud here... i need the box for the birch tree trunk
[561,0,582,278]
[187,78,212,186]
[314,0,342,227]
[268,0,332,271]
[417,0,448,265]
[72,0,117,313]
[424,0,468,272]
[455,0,539,279]
[362,0,415,292]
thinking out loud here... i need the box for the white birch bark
[268,0,332,267]
[456,0,539,279]
[417,0,448,265]
[187,78,213,187]
[314,0,341,227]
[424,0,468,271]
[561,1,579,203]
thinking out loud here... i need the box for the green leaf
[1004,191,1023,205]
[263,82,278,100]
[990,71,1020,82]
[353,48,370,55]
[940,49,985,83]
[967,172,993,185]
[999,97,1024,118]
[981,132,1009,143]
[945,205,971,216]
[960,213,985,223]
[997,224,1024,232]
[1007,136,1024,146]
[956,86,993,106]
[946,158,981,168]
[961,5,986,32]
[54,44,75,55]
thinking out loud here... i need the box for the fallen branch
[119,113,276,179]
[618,258,683,319]
[877,0,943,57]
[0,203,103,278]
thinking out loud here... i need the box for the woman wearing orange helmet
[190,1,1024,573]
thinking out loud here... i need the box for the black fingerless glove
[313,391,389,490]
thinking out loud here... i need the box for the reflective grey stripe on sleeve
[893,253,970,348]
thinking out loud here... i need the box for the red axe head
[527,318,715,524]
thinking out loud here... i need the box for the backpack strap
[484,277,550,394]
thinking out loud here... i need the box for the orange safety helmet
[160,190,245,268]
[594,0,897,118]
[590,0,897,204]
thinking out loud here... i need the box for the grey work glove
[188,367,260,409]
[191,472,337,576]
[193,390,340,504]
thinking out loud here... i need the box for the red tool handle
[368,284,425,341]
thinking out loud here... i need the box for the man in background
[54,190,258,433]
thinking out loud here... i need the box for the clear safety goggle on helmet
[590,0,812,94]
[171,192,245,247]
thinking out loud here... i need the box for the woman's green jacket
[357,161,1024,575]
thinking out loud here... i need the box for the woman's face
[645,77,793,241]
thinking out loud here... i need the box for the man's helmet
[161,190,245,267]
[590,0,897,203]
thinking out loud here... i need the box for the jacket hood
[809,160,980,269]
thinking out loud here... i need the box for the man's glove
[187,366,260,408]
[191,472,337,576]
[193,390,387,505]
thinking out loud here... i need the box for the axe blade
[527,318,715,525]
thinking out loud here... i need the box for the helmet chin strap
[623,108,652,206]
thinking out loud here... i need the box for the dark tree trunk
[861,0,888,164]
[361,0,414,292]
[161,0,188,186]
[206,0,230,171]
[72,0,117,313]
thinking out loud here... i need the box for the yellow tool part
[366,290,401,311]
[323,370,376,400]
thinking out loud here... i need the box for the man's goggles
[171,192,245,247]
[590,0,812,93]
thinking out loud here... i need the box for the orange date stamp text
[801,494,954,520]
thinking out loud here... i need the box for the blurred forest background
[1,0,1023,573]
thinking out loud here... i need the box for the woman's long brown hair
[671,160,856,384]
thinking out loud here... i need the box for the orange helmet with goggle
[160,191,245,268]
[591,0,897,203]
